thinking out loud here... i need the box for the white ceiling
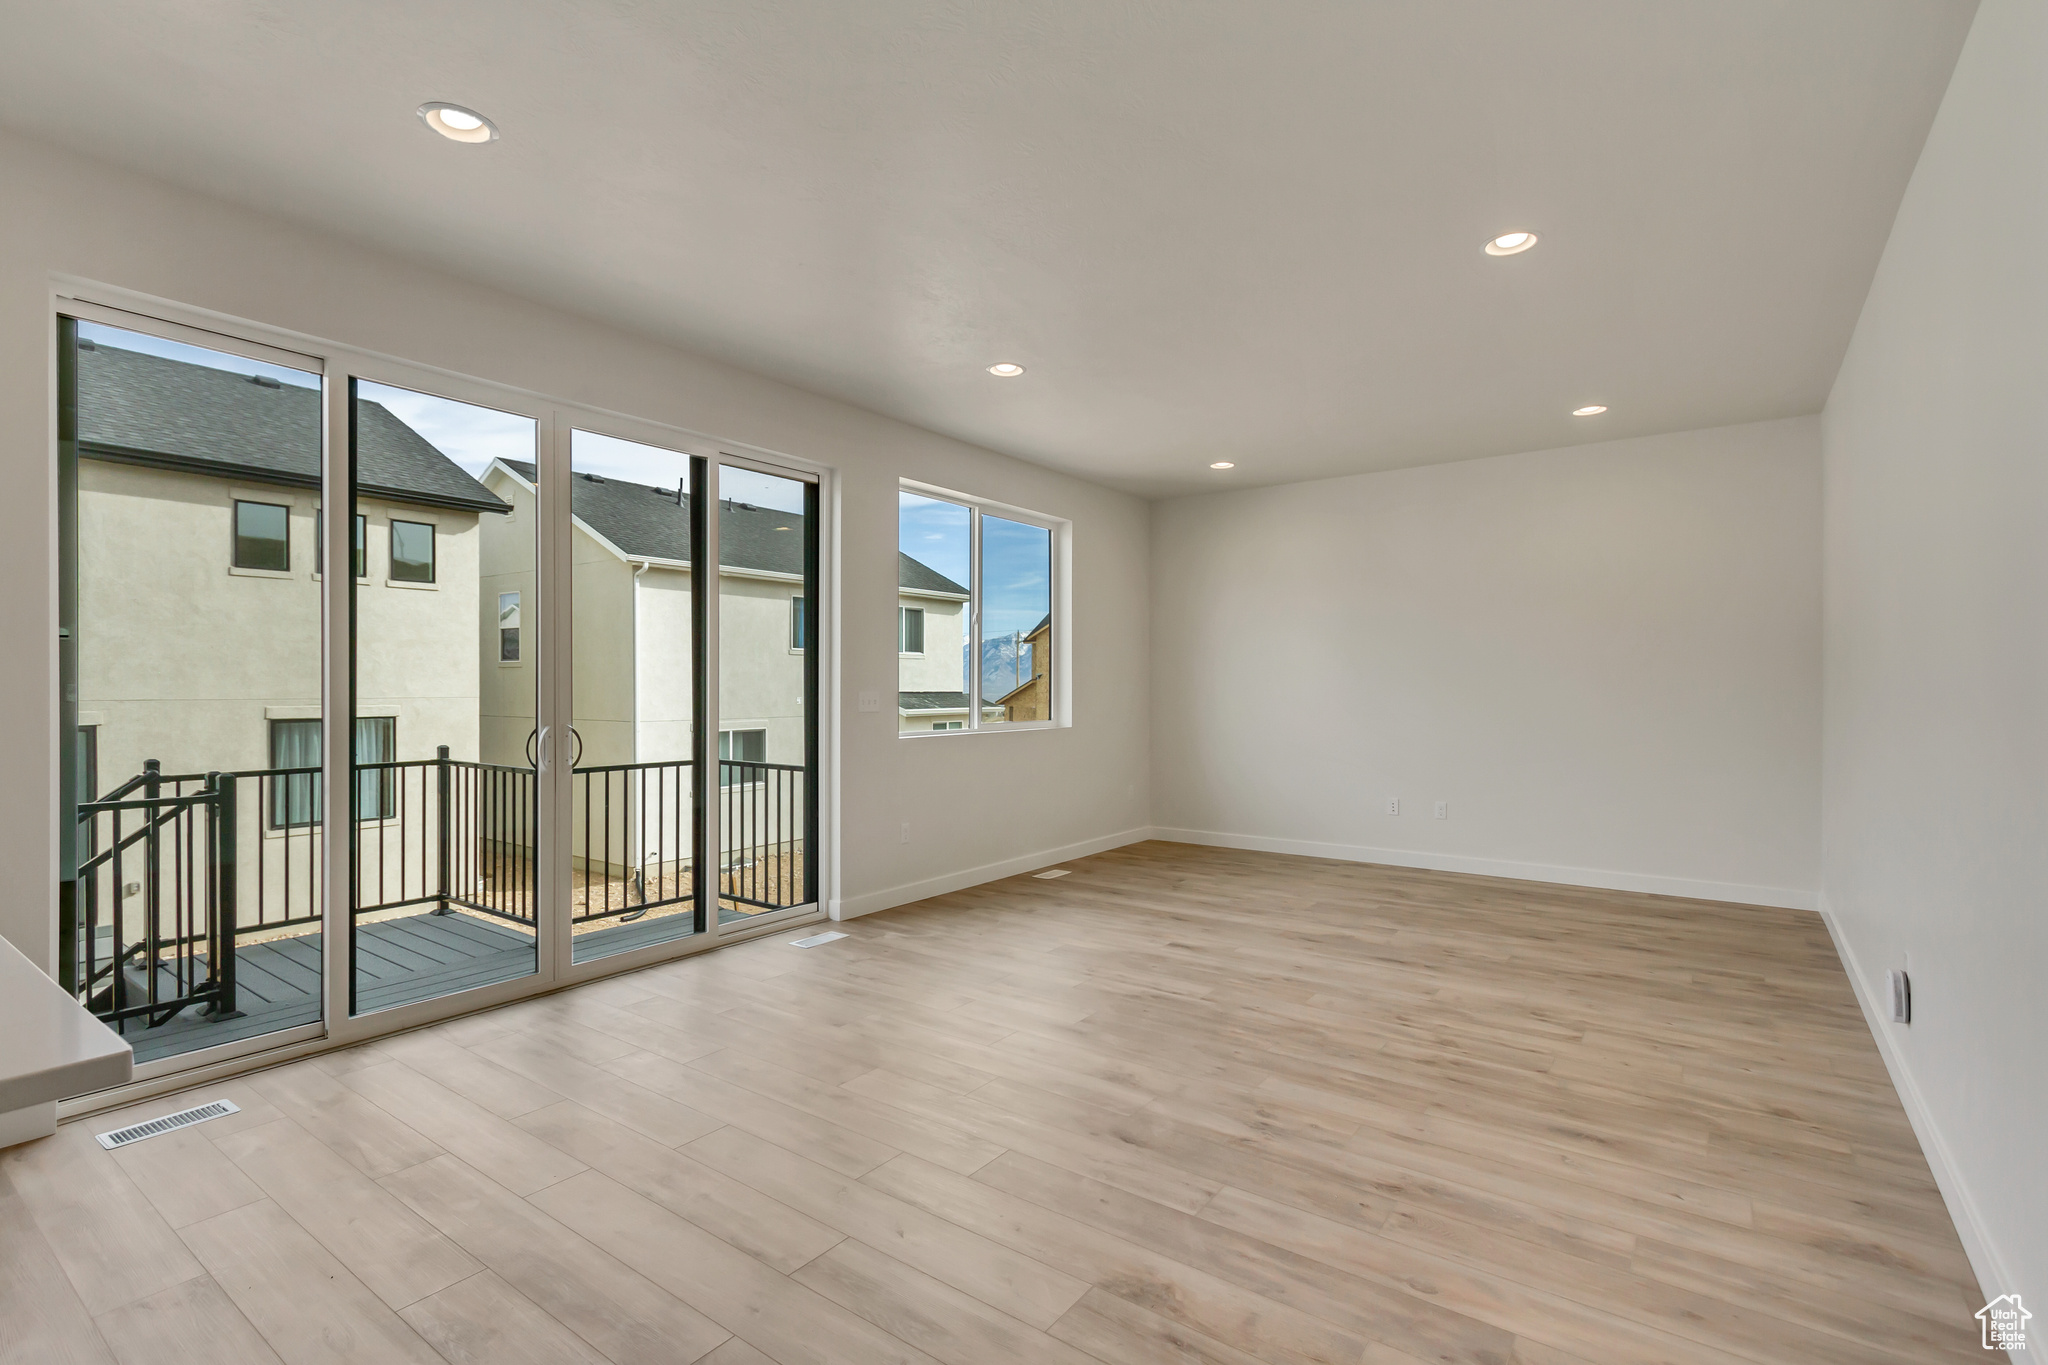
[0,1,1975,497]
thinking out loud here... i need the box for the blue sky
[899,492,970,587]
[899,492,1050,637]
[981,514,1052,638]
[358,381,533,476]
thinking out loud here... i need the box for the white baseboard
[1149,826,1819,911]
[829,825,1155,921]
[1820,898,2016,1325]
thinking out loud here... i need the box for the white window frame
[898,604,925,657]
[897,479,1069,738]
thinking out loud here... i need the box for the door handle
[526,727,579,771]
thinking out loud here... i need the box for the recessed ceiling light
[418,102,498,144]
[1572,405,1608,416]
[987,363,1025,377]
[1210,461,1235,469]
[1484,231,1538,256]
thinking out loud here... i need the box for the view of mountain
[970,635,1034,699]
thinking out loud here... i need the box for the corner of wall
[1818,895,2014,1309]
[831,825,1154,921]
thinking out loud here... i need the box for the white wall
[1819,0,2044,1308]
[1151,417,1822,907]
[0,126,1152,963]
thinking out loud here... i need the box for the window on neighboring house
[898,486,1060,734]
[266,717,395,826]
[498,591,521,662]
[233,499,290,570]
[316,512,368,578]
[268,719,321,828]
[390,519,436,583]
[790,595,806,651]
[718,728,766,785]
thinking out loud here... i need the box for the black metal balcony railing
[719,759,807,912]
[73,764,238,1028]
[69,750,809,1033]
[577,759,695,926]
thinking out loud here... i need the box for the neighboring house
[895,553,982,731]
[991,612,1052,722]
[76,342,508,787]
[480,462,976,751]
[74,342,508,931]
[481,461,838,877]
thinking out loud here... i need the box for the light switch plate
[857,691,882,712]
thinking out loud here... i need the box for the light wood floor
[1,841,1986,1364]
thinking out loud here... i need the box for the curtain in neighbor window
[355,717,396,820]
[269,719,321,828]
[267,718,397,826]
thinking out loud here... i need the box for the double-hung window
[897,484,1062,734]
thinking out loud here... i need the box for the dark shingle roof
[498,460,965,592]
[899,691,971,712]
[77,343,509,514]
[898,552,967,596]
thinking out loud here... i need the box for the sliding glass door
[57,313,329,1067]
[715,460,819,925]
[567,431,706,964]
[54,294,827,1083]
[347,381,540,1016]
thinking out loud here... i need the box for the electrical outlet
[900,821,911,845]
[1434,801,1448,820]
[1385,797,1400,816]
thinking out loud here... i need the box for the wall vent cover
[95,1099,239,1150]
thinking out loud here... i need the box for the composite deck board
[572,913,701,960]
[16,842,1988,1363]
[112,913,536,1064]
